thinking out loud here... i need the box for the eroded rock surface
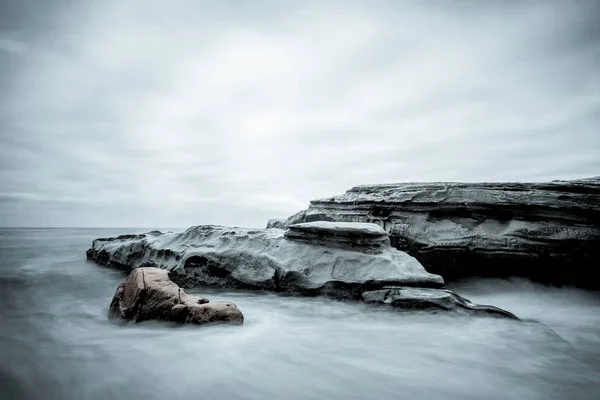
[89,223,444,296]
[275,178,600,288]
[88,223,516,317]
[109,267,243,325]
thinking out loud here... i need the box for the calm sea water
[1,228,599,400]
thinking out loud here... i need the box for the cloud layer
[1,0,599,227]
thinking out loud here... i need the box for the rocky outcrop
[88,222,444,295]
[266,218,287,229]
[109,267,243,324]
[88,222,516,318]
[275,178,600,288]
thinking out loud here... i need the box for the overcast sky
[0,0,599,228]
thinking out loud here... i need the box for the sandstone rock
[108,267,243,325]
[278,178,600,289]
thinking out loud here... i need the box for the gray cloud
[1,0,599,227]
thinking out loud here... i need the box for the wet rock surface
[362,287,518,318]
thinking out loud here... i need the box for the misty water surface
[1,228,599,400]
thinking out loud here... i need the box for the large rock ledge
[272,178,600,289]
[87,222,516,318]
[109,267,243,325]
[284,221,391,251]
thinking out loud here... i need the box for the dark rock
[278,178,600,289]
[362,287,518,319]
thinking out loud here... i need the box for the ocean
[1,228,599,400]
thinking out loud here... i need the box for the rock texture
[89,223,444,295]
[276,178,600,288]
[362,287,517,318]
[284,221,391,251]
[109,267,243,324]
[88,222,516,317]
[266,218,287,229]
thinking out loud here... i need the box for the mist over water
[1,228,599,400]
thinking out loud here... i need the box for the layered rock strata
[272,178,600,288]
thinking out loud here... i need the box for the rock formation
[109,267,244,325]
[362,287,516,318]
[266,218,287,229]
[270,178,600,289]
[88,222,516,318]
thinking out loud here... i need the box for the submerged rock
[362,287,518,319]
[88,222,516,318]
[275,178,600,289]
[109,267,243,325]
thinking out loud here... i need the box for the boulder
[108,267,243,325]
[88,223,516,318]
[278,178,600,289]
